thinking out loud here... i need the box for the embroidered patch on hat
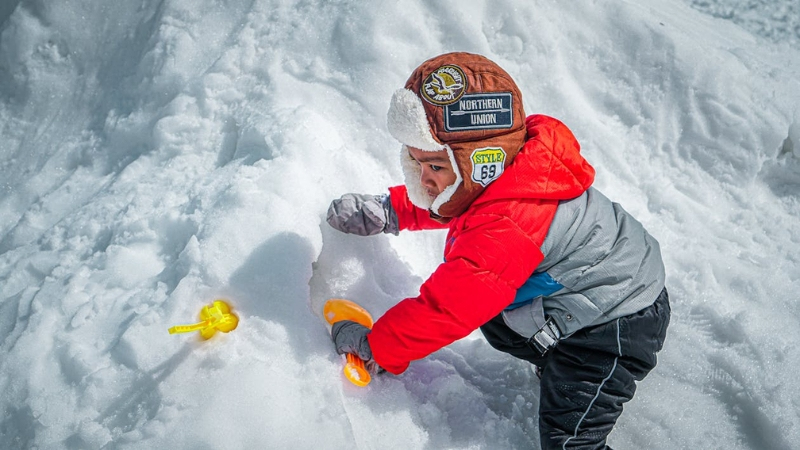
[445,93,513,132]
[470,147,506,186]
[420,65,467,106]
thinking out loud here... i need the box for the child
[327,52,670,449]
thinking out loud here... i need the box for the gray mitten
[331,320,383,374]
[327,193,399,236]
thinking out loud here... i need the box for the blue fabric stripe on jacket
[506,272,563,310]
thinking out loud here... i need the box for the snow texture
[1,0,799,449]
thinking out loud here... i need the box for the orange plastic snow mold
[168,300,239,340]
[324,298,374,387]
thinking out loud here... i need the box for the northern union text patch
[444,93,513,132]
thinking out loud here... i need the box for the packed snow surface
[1,0,799,449]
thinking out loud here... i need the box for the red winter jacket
[367,115,596,374]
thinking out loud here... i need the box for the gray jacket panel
[505,188,665,337]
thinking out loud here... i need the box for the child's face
[407,147,458,200]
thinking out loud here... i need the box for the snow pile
[1,0,799,449]
[687,0,800,45]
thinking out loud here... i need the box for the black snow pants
[480,288,670,450]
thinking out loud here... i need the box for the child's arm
[387,185,450,231]
[327,186,448,236]
[367,209,553,374]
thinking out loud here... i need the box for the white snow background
[1,0,799,449]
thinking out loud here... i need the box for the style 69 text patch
[470,147,506,186]
[445,93,513,132]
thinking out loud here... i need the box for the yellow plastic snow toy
[324,298,374,387]
[168,300,239,340]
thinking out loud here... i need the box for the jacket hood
[474,115,595,205]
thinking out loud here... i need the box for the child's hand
[331,320,383,375]
[327,193,399,236]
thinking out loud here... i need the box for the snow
[1,0,799,449]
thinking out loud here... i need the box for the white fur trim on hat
[400,145,462,215]
[387,89,444,151]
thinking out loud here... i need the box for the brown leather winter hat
[387,52,527,218]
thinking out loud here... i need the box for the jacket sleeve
[367,212,547,374]
[388,185,450,231]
